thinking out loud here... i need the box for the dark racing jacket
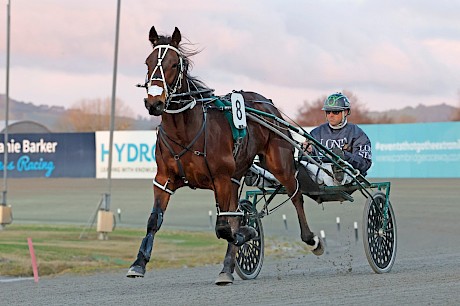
[309,122,372,176]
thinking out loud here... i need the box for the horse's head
[143,26,185,116]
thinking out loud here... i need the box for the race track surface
[1,178,459,305]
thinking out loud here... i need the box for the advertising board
[362,122,460,178]
[96,131,157,179]
[0,133,95,178]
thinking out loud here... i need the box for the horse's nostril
[144,98,164,116]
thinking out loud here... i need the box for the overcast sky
[0,0,459,119]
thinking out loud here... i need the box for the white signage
[96,131,158,179]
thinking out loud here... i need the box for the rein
[164,82,214,114]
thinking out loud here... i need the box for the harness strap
[158,110,207,184]
[153,178,175,195]
[217,211,244,217]
[164,99,196,114]
[233,137,243,157]
[231,178,241,186]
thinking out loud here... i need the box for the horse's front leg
[126,183,171,278]
[214,178,256,285]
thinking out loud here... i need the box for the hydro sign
[96,131,158,179]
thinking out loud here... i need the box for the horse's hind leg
[264,144,324,255]
[289,190,324,255]
[126,187,171,278]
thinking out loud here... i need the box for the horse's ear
[149,26,159,45]
[171,27,181,47]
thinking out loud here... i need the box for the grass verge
[0,224,228,277]
[0,224,307,277]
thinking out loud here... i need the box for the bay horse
[127,26,324,285]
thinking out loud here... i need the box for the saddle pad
[214,97,247,141]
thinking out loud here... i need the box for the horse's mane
[155,35,210,92]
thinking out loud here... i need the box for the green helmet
[322,93,351,111]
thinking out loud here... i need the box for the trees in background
[294,89,418,126]
[294,95,327,127]
[295,90,375,126]
[453,108,460,121]
[451,91,460,121]
[58,97,135,132]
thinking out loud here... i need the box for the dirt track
[1,178,460,305]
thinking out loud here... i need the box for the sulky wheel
[362,191,397,273]
[235,199,265,280]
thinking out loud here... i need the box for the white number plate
[231,92,247,129]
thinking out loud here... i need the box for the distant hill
[369,103,458,123]
[0,95,458,132]
[0,95,160,132]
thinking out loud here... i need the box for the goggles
[325,110,342,115]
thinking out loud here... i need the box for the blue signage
[361,122,460,178]
[0,133,96,178]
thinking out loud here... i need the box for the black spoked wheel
[363,191,397,273]
[235,200,264,280]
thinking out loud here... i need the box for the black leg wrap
[233,233,245,246]
[127,207,164,278]
[215,217,234,242]
[147,207,164,232]
[138,207,164,263]
[138,233,154,262]
[233,226,257,246]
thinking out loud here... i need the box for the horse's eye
[172,63,178,69]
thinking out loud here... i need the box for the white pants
[300,161,352,186]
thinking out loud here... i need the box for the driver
[300,92,372,185]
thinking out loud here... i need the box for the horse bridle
[144,44,185,111]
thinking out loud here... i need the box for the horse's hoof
[306,235,325,256]
[126,265,145,278]
[215,272,234,285]
[312,243,325,256]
